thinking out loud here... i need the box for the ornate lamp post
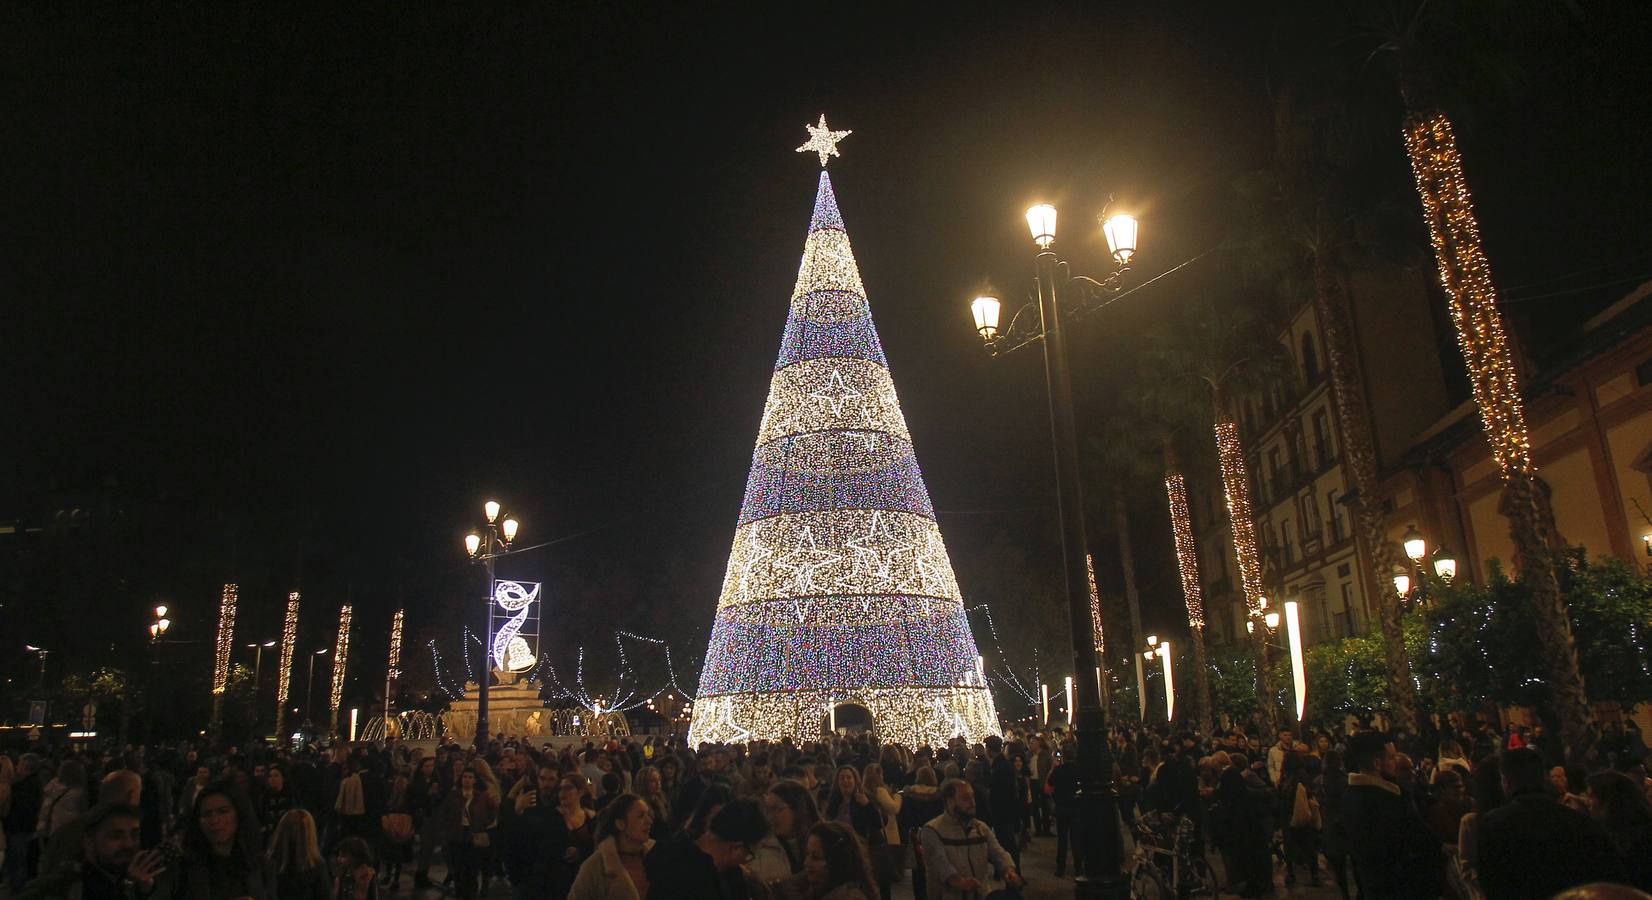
[970,201,1138,898]
[464,499,520,749]
[304,648,329,731]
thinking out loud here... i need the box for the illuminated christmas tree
[688,119,999,746]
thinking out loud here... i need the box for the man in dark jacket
[19,804,165,900]
[1341,731,1445,899]
[1479,748,1626,900]
[983,736,1020,869]
[645,798,768,900]
[5,753,45,891]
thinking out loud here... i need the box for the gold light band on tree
[1215,422,1265,617]
[275,592,299,731]
[1404,112,1532,478]
[212,584,238,695]
[388,609,404,681]
[1084,554,1105,658]
[330,604,352,722]
[1165,474,1205,628]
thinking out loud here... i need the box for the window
[1303,493,1321,537]
[1302,332,1321,381]
[1340,582,1359,634]
[1312,411,1333,467]
[1328,493,1344,542]
[1282,520,1295,564]
[1312,587,1332,642]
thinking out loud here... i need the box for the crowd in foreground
[0,714,1648,900]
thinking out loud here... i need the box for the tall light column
[1284,601,1306,722]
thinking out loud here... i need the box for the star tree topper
[797,114,851,167]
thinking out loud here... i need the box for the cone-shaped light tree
[688,121,999,746]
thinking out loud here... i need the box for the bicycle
[1125,811,1221,899]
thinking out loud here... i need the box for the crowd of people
[0,712,1648,900]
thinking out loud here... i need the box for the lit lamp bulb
[1403,525,1426,563]
[1026,203,1057,249]
[464,532,482,557]
[484,500,501,523]
[1393,570,1411,596]
[155,605,168,619]
[158,618,170,634]
[1433,546,1458,583]
[1264,611,1281,630]
[149,623,160,639]
[1102,213,1138,265]
[971,296,1002,341]
[1146,634,1158,646]
[501,516,520,544]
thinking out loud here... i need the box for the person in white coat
[569,794,655,900]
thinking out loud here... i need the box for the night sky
[6,3,1651,709]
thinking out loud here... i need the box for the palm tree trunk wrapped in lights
[1402,108,1592,762]
[1310,254,1419,731]
[1214,413,1276,732]
[1164,443,1214,737]
[1084,555,1110,716]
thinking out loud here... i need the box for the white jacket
[568,836,653,900]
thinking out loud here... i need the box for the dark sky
[6,3,1651,700]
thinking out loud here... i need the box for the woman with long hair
[821,767,882,852]
[331,837,377,900]
[259,767,296,844]
[752,780,820,885]
[269,809,330,900]
[568,794,653,900]
[530,773,595,898]
[37,760,87,841]
[632,766,671,841]
[776,821,877,900]
[1588,770,1652,891]
[860,764,902,900]
[168,783,276,900]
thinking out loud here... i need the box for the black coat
[643,835,748,900]
[1341,777,1445,899]
[1478,790,1628,900]
[986,756,1018,826]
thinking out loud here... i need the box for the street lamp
[1153,641,1174,722]
[464,498,520,749]
[305,648,329,730]
[150,605,172,641]
[23,645,49,688]
[147,606,172,740]
[1392,566,1411,598]
[971,199,1139,897]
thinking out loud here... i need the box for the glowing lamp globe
[1403,525,1426,562]
[971,296,1002,341]
[1264,611,1281,630]
[1393,571,1411,596]
[501,516,520,543]
[484,500,501,523]
[155,604,168,619]
[1146,634,1158,646]
[1433,546,1458,583]
[464,532,482,557]
[1103,213,1138,265]
[1026,204,1057,249]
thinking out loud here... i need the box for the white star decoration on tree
[842,510,913,597]
[773,526,840,595]
[809,368,862,416]
[735,524,775,602]
[796,114,851,167]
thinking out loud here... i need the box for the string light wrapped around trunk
[274,592,299,737]
[212,584,238,695]
[330,604,352,730]
[1214,422,1265,617]
[1403,113,1532,476]
[1165,473,1205,628]
[1084,554,1105,661]
[386,609,404,717]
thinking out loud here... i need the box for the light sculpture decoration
[1284,600,1306,722]
[490,581,540,673]
[1155,640,1175,721]
[1214,423,1264,619]
[329,603,352,732]
[273,592,299,738]
[1165,474,1204,627]
[687,118,998,746]
[1085,554,1106,696]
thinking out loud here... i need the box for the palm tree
[1086,424,1156,722]
[1231,75,1424,734]
[1143,292,1292,733]
[1368,1,1593,763]
[1161,430,1216,737]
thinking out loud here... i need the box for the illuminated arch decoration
[491,580,540,674]
[688,139,998,747]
